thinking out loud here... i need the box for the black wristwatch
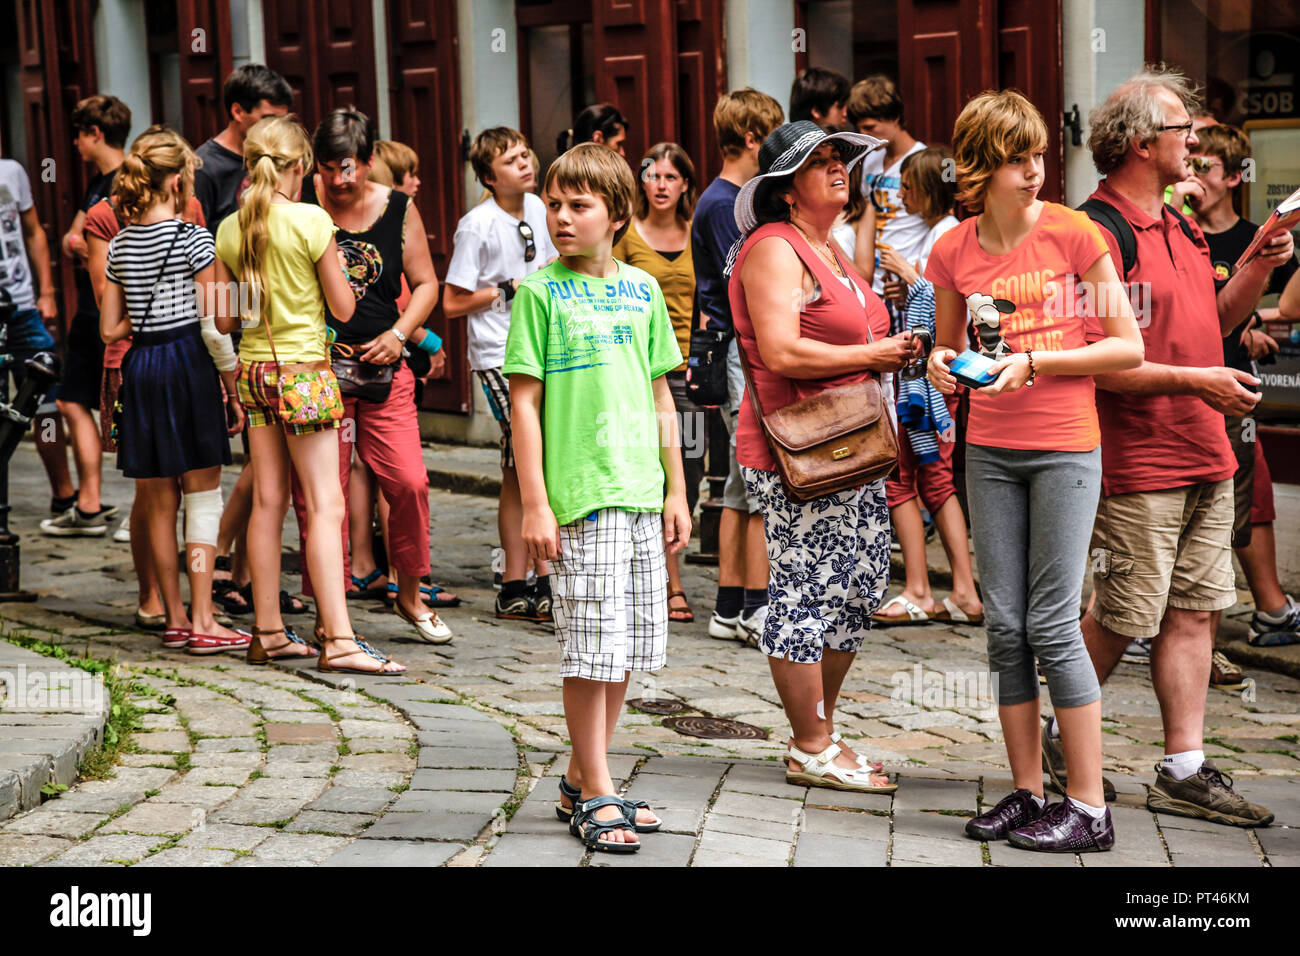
[498,280,516,303]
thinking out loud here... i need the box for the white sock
[1047,716,1060,739]
[1029,793,1045,809]
[1163,750,1205,781]
[1258,597,1296,622]
[1068,796,1106,818]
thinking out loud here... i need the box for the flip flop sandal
[871,594,933,626]
[667,589,695,623]
[571,794,640,853]
[385,581,462,608]
[318,635,407,676]
[931,596,984,625]
[348,570,388,600]
[212,580,252,615]
[280,590,311,615]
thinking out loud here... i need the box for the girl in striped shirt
[100,126,248,655]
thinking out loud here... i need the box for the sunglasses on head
[517,220,536,262]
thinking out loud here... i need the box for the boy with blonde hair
[507,144,689,853]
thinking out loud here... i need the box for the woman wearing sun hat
[727,120,922,793]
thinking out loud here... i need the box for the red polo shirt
[1085,180,1234,497]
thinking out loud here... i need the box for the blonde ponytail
[236,115,313,327]
[114,125,198,224]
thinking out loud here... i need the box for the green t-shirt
[502,259,684,526]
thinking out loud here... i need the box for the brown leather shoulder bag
[737,338,899,503]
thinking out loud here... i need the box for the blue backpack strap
[1078,197,1137,280]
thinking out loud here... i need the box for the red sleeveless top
[728,221,890,472]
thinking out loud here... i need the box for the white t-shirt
[444,192,556,371]
[831,221,857,262]
[917,215,960,276]
[0,159,36,310]
[860,140,928,294]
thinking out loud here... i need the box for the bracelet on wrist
[389,327,407,344]
[1024,349,1037,387]
[416,329,443,355]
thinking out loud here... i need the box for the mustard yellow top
[614,219,694,371]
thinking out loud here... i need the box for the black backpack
[1077,197,1198,280]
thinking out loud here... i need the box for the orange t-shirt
[924,202,1111,452]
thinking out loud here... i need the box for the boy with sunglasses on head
[444,127,557,621]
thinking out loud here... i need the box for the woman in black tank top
[301,108,457,645]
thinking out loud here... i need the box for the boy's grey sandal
[571,795,640,853]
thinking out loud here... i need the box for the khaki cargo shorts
[1089,480,1236,639]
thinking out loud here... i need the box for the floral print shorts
[742,467,891,662]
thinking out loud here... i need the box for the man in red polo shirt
[1041,67,1292,828]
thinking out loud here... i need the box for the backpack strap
[1164,203,1200,245]
[1078,197,1137,280]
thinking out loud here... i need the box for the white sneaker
[112,517,131,543]
[735,605,768,647]
[708,612,740,640]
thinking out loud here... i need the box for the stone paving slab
[3,454,1298,867]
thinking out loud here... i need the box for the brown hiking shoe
[1146,760,1273,827]
[1041,720,1116,801]
[1209,652,1249,691]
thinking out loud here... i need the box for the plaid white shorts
[552,508,669,682]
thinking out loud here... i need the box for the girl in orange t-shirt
[926,90,1143,853]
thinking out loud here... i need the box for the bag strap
[1078,197,1137,280]
[141,220,187,324]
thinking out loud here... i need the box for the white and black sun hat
[733,120,883,235]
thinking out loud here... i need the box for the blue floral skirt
[742,467,891,662]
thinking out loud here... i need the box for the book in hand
[1234,185,1300,270]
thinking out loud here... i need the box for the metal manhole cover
[661,716,768,740]
[626,698,688,715]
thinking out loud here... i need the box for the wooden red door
[674,0,726,186]
[995,0,1062,203]
[387,0,468,414]
[176,0,233,147]
[897,0,1062,202]
[592,0,678,167]
[897,0,993,149]
[16,0,97,328]
[263,0,380,132]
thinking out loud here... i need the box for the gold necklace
[791,220,845,277]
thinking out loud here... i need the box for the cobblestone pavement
[1,446,1297,866]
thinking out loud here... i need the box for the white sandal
[396,604,453,644]
[830,732,884,773]
[785,741,898,793]
[871,594,932,626]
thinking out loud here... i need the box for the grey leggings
[965,444,1102,708]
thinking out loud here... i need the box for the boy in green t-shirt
[504,144,689,854]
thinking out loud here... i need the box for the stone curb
[0,641,109,822]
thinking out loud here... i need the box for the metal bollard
[0,292,61,600]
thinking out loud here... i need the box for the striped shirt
[106,219,215,334]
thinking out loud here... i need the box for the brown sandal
[667,589,694,623]
[246,625,316,664]
[317,635,407,675]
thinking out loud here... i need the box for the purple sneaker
[965,788,1043,841]
[1007,800,1114,853]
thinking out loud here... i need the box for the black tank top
[311,186,408,349]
